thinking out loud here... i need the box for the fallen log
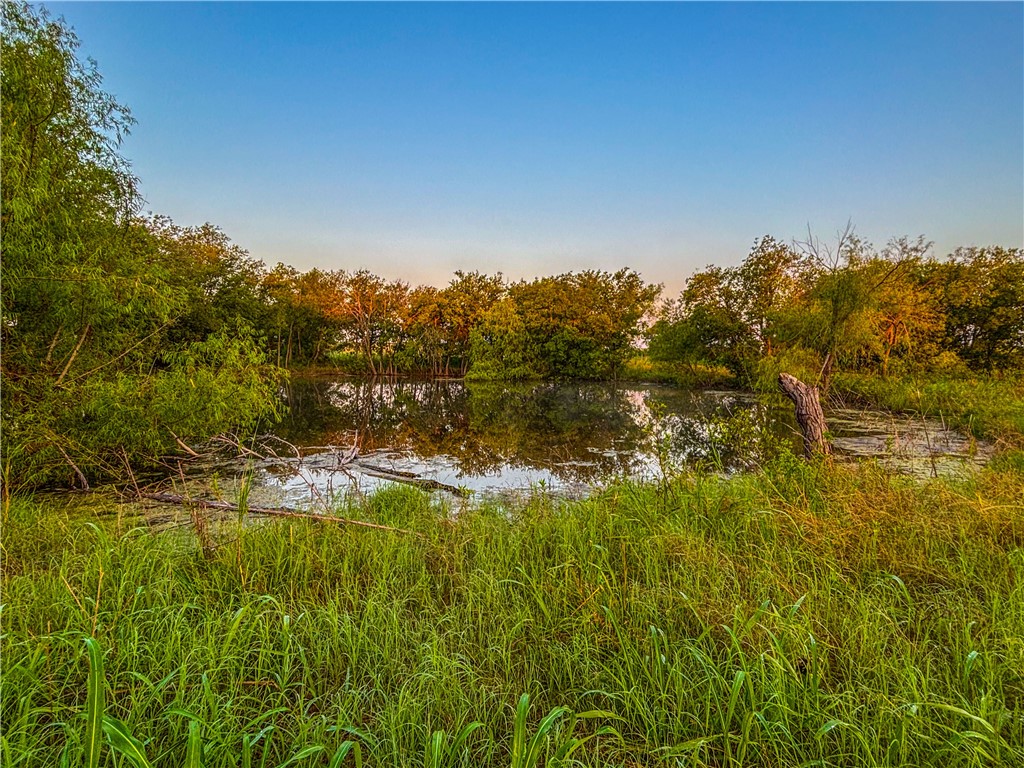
[355,461,419,478]
[139,492,422,536]
[778,372,832,458]
[353,464,471,497]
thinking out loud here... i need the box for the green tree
[436,270,505,375]
[2,0,147,379]
[648,266,755,375]
[734,235,806,355]
[146,216,271,347]
[1,3,282,489]
[467,298,536,381]
[778,225,880,391]
[868,236,944,375]
[936,246,1024,371]
[509,269,659,378]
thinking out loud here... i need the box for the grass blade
[102,716,153,768]
[328,741,362,768]
[511,693,530,768]
[185,719,203,768]
[83,637,104,768]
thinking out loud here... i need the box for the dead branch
[168,428,202,458]
[210,434,262,458]
[57,445,90,491]
[353,465,470,497]
[55,323,91,386]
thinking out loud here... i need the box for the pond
[208,377,990,507]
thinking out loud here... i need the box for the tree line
[2,2,1021,489]
[649,231,1023,392]
[150,239,661,382]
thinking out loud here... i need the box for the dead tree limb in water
[354,465,471,497]
[778,373,832,458]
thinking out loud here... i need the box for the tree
[402,285,445,375]
[467,298,536,381]
[734,236,807,355]
[509,269,660,378]
[146,216,271,347]
[868,236,944,375]
[2,0,145,379]
[936,246,1024,371]
[781,224,880,391]
[339,271,409,375]
[648,266,755,375]
[1,3,282,489]
[435,271,505,374]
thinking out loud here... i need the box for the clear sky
[46,1,1024,294]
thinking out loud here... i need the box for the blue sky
[47,2,1023,293]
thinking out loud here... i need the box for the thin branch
[55,323,90,385]
[210,434,262,458]
[57,445,90,490]
[44,325,63,365]
[168,428,201,458]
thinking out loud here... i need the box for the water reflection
[278,379,784,484]
[250,378,991,503]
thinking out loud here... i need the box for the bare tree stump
[778,373,832,458]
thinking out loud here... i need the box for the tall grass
[2,456,1022,766]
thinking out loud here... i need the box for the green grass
[2,458,1023,766]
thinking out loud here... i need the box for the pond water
[211,377,991,507]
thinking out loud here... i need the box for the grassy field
[2,453,1022,767]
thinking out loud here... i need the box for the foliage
[147,216,271,347]
[508,269,661,379]
[649,227,1024,390]
[936,246,1024,371]
[648,238,806,377]
[337,270,409,375]
[618,355,735,389]
[466,299,537,381]
[0,3,283,489]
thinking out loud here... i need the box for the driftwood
[139,492,421,536]
[778,372,832,457]
[355,462,470,497]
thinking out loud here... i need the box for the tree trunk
[778,372,832,458]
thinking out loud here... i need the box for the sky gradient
[47,1,1024,293]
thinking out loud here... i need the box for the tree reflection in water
[275,378,797,488]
